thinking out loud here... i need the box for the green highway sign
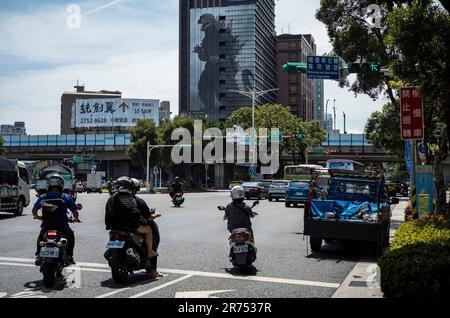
[282,62,307,74]
[73,156,84,163]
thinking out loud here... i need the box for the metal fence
[2,134,131,147]
[2,133,371,148]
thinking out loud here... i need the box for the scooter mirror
[76,204,83,210]
[217,206,226,211]
[252,201,260,208]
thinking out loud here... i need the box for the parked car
[285,180,314,207]
[268,180,289,202]
[242,182,268,200]
[259,180,272,191]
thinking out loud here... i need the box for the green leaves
[0,136,4,156]
[378,220,450,298]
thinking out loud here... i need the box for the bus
[326,159,365,172]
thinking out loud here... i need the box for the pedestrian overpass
[2,133,400,162]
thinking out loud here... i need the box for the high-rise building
[159,101,171,124]
[314,79,324,126]
[179,0,277,121]
[276,33,316,121]
[0,122,26,136]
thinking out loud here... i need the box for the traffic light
[347,62,381,74]
[282,62,307,74]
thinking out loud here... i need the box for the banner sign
[400,87,424,140]
[74,98,159,128]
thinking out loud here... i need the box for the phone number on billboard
[80,118,108,124]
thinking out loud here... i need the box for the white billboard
[74,98,159,128]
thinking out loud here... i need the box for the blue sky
[0,0,387,134]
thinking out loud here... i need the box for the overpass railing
[2,134,131,147]
[2,133,372,148]
[322,133,372,147]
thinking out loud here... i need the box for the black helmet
[47,173,65,192]
[115,176,133,194]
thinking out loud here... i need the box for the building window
[288,53,297,61]
[289,85,298,94]
[289,96,299,104]
[219,54,226,59]
[219,67,226,72]
[219,41,226,46]
[289,74,298,83]
[219,93,226,98]
[219,80,226,85]
[219,16,226,21]
[288,41,297,49]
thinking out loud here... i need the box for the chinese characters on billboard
[74,99,159,128]
[400,87,424,140]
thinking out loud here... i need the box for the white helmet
[131,178,140,193]
[230,186,245,200]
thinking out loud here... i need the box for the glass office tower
[179,0,277,121]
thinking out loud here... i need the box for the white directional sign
[175,289,235,298]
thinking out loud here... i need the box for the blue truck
[303,169,398,255]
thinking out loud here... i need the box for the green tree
[226,107,253,129]
[365,101,404,156]
[316,0,398,104]
[0,136,4,156]
[384,1,450,215]
[227,104,326,165]
[157,116,197,187]
[128,119,160,182]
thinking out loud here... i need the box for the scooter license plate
[40,247,59,258]
[106,241,125,249]
[233,245,249,253]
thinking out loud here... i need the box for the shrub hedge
[378,220,450,298]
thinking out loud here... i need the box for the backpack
[41,193,67,229]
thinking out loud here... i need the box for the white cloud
[0,0,388,135]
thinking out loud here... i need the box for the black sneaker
[35,256,42,266]
[67,256,76,265]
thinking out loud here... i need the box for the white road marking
[0,256,340,289]
[129,274,194,298]
[0,292,7,298]
[175,289,235,298]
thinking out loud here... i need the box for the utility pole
[333,99,337,131]
[325,99,330,130]
[343,112,347,134]
[229,87,279,174]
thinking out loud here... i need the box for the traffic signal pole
[411,140,417,218]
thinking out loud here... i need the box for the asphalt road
[0,192,372,298]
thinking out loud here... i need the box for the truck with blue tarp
[304,169,398,255]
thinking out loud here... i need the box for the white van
[0,158,31,216]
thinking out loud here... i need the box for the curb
[332,200,408,298]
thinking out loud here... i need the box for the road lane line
[0,256,340,289]
[0,262,35,268]
[129,274,194,298]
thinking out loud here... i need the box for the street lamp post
[228,88,279,175]
[146,142,191,192]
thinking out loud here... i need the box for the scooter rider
[169,176,184,199]
[223,186,257,242]
[105,177,158,267]
[131,178,162,278]
[32,173,80,266]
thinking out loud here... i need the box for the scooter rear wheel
[42,264,56,288]
[111,254,129,284]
